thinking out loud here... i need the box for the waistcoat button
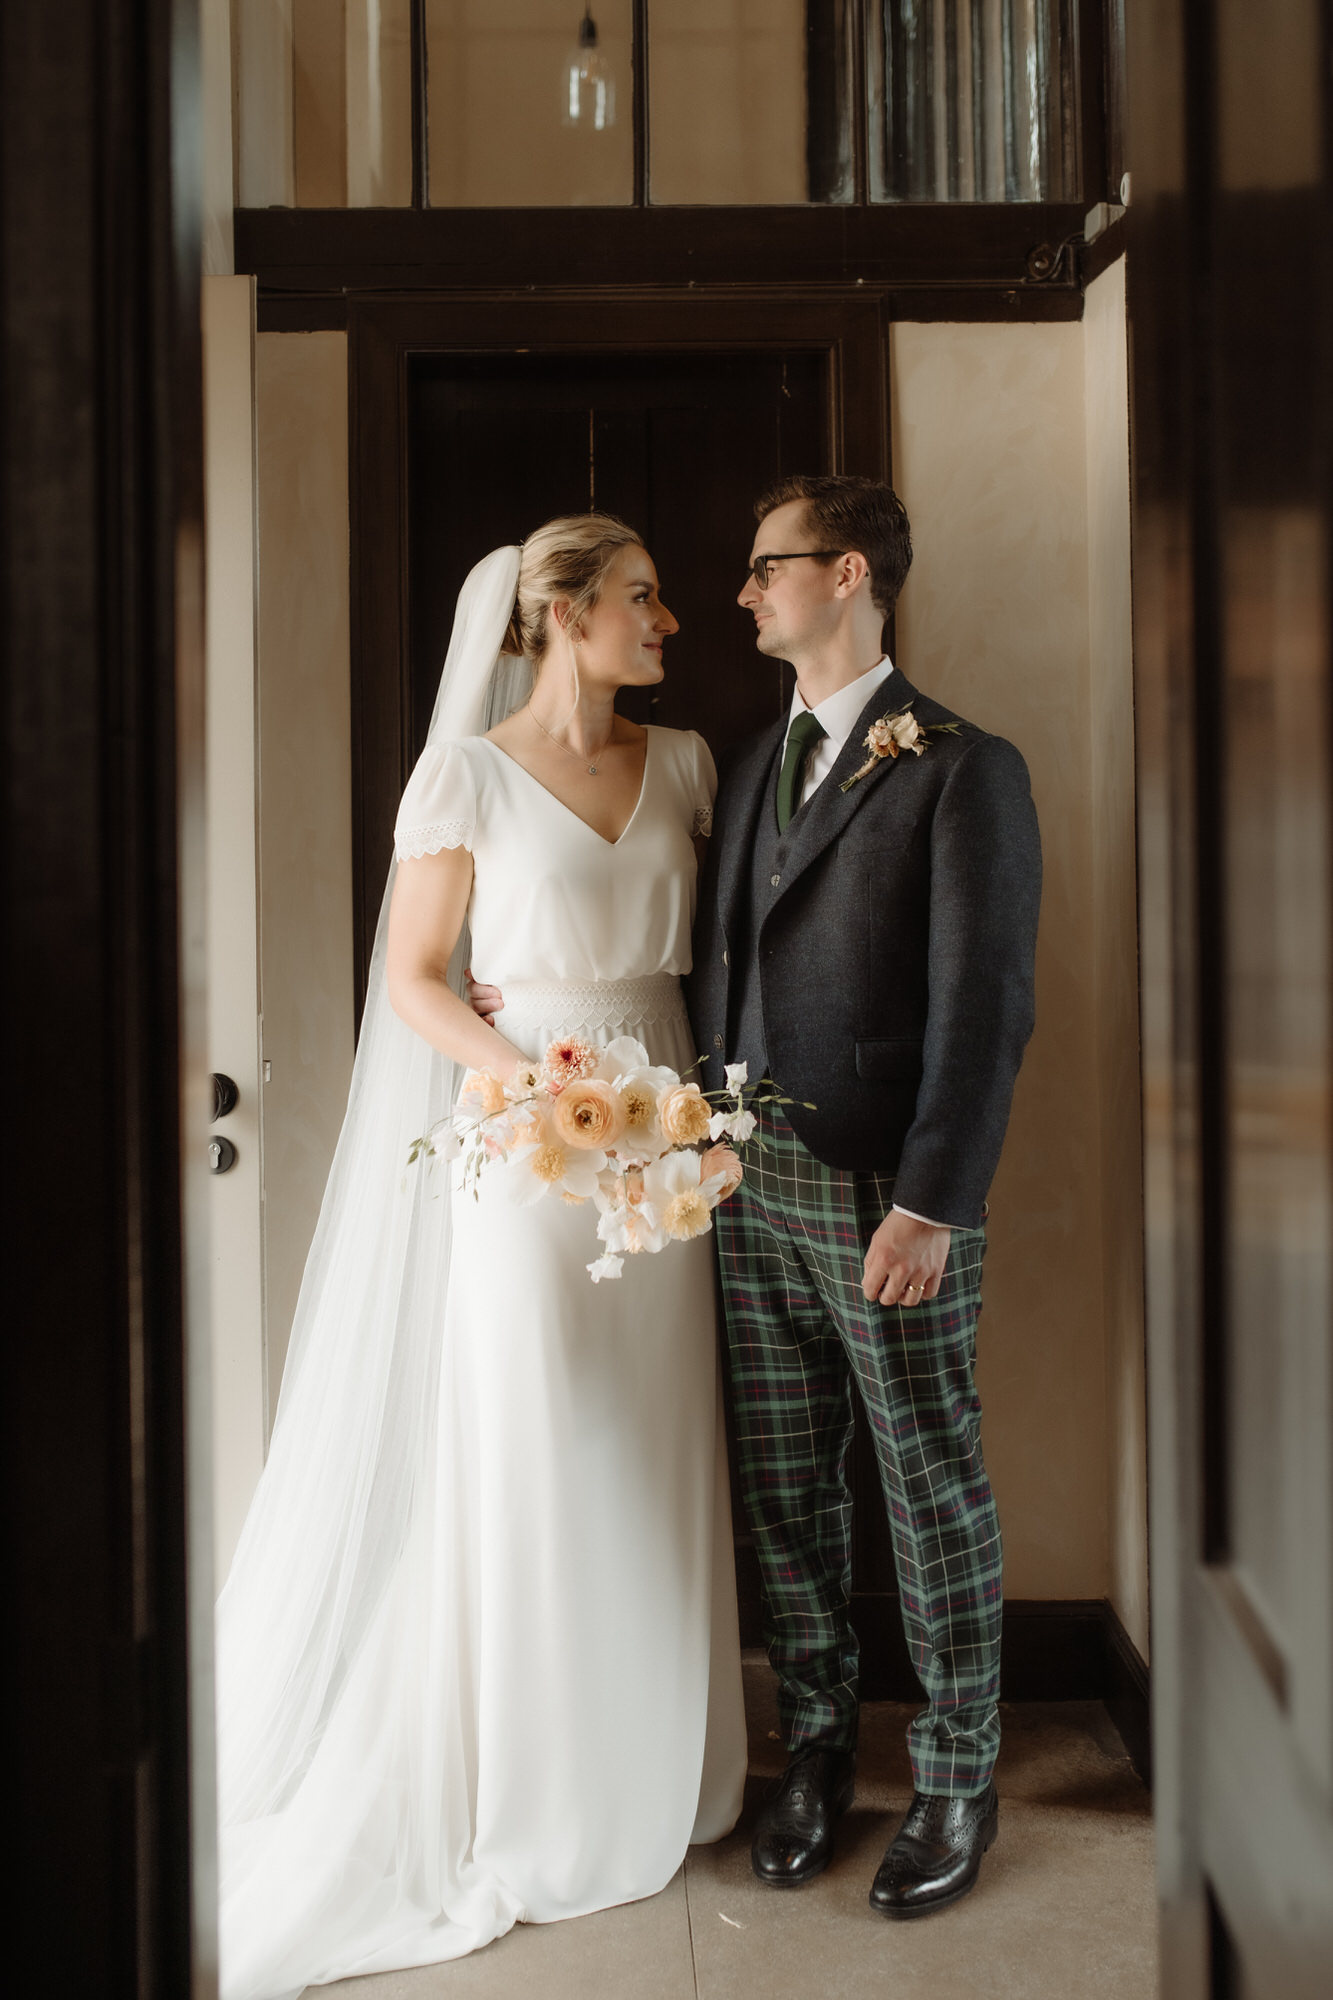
[770,873,781,887]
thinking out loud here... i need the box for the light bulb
[563,7,616,131]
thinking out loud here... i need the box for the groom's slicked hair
[754,474,912,617]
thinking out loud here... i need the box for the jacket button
[770,872,781,887]
[722,949,729,967]
[713,1033,724,1050]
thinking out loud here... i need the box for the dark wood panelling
[236,201,1086,296]
[258,280,1083,335]
[1,0,203,1989]
[1079,213,1127,286]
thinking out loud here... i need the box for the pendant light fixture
[563,6,616,130]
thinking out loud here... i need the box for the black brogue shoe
[869,1781,999,1918]
[751,1745,856,1888]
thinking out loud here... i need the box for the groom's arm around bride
[687,472,1040,1922]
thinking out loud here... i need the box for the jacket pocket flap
[855,1037,924,1081]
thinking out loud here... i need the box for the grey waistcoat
[729,746,789,1082]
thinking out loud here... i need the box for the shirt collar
[787,655,896,746]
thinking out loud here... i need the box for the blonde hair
[503,513,644,660]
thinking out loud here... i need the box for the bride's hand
[701,1143,743,1197]
[465,968,505,1021]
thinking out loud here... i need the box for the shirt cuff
[892,1203,950,1230]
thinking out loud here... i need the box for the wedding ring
[905,1282,923,1296]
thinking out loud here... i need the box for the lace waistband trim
[496,972,685,1035]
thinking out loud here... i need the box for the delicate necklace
[526,704,612,776]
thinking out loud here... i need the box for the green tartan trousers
[715,1097,1002,1798]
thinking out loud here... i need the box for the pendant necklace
[526,704,610,776]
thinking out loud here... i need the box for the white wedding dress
[216,715,747,2000]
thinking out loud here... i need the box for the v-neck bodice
[394,724,716,987]
[476,733,650,849]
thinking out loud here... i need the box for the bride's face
[564,545,679,690]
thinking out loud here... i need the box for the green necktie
[775,711,827,834]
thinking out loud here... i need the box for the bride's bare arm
[386,847,525,1075]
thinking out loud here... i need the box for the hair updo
[503,513,644,660]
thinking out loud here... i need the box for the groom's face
[738,499,843,661]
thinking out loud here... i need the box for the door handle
[211,1073,239,1119]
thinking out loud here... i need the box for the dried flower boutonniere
[840,704,962,793]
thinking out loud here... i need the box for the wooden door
[405,349,827,770]
[1129,1,1333,1988]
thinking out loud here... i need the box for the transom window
[236,0,1118,211]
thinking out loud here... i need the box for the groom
[688,474,1041,1917]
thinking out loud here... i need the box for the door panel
[1128,0,1333,1988]
[406,350,827,769]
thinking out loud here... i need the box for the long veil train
[214,548,530,1999]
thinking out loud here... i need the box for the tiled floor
[327,1661,1157,2000]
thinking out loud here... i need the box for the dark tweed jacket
[686,669,1042,1229]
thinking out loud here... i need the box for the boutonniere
[839,704,962,792]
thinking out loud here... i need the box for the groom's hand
[861,1211,951,1309]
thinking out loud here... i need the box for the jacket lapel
[777,668,924,889]
[714,716,786,942]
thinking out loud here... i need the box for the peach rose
[552,1078,627,1151]
[866,710,924,760]
[658,1083,712,1147]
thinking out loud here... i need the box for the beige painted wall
[891,296,1148,1636]
[254,332,356,1420]
[202,275,264,1585]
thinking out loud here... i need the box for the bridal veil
[214,547,529,1995]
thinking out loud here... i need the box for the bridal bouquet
[411,1036,762,1283]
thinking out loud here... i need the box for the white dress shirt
[783,654,897,810]
[780,655,946,1235]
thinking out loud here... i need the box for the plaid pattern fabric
[716,1096,1002,1798]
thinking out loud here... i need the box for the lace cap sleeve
[688,730,718,838]
[394,741,478,860]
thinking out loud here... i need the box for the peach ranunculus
[543,1034,600,1090]
[552,1078,627,1151]
[459,1067,508,1117]
[657,1082,713,1147]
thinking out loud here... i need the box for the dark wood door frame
[348,288,889,997]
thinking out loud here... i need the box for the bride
[215,518,748,1999]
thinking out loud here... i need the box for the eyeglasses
[746,550,847,589]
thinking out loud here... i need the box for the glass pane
[236,0,414,209]
[426,0,634,206]
[868,0,1075,202]
[648,0,853,205]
